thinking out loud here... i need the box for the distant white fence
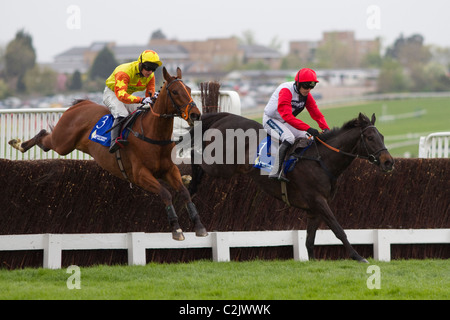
[0,229,448,269]
[0,90,241,161]
[418,132,450,158]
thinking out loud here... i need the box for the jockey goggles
[300,81,317,89]
[142,62,159,72]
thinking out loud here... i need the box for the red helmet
[295,68,319,83]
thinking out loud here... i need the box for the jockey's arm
[114,72,144,104]
[278,88,310,131]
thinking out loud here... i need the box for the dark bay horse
[188,112,394,262]
[9,67,207,241]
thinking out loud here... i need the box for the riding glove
[142,97,154,105]
[307,127,320,137]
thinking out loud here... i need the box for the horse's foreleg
[165,166,208,237]
[134,168,185,241]
[309,196,368,263]
[305,213,321,260]
[161,188,185,241]
[9,129,52,153]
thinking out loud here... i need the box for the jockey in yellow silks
[103,50,162,153]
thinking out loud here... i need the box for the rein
[127,109,182,146]
[315,125,387,164]
[126,77,195,146]
[146,78,196,121]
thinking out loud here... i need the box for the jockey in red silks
[263,68,330,182]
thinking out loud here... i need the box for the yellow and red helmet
[139,50,162,67]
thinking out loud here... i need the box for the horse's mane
[71,99,87,106]
[318,114,371,142]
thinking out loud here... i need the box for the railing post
[373,230,391,262]
[43,234,62,269]
[292,230,309,261]
[212,232,230,262]
[127,232,146,266]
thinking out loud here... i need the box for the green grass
[1,259,448,300]
[251,97,450,157]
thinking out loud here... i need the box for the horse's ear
[163,67,171,82]
[371,113,376,125]
[358,112,364,122]
[176,67,182,79]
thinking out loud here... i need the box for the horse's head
[161,67,201,126]
[357,113,394,172]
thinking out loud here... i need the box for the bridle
[145,78,197,121]
[315,125,387,165]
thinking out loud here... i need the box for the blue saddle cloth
[253,137,274,173]
[253,137,309,174]
[89,115,129,147]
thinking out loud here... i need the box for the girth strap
[115,149,133,188]
[281,181,290,206]
[127,127,176,145]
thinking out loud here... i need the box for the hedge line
[0,158,448,268]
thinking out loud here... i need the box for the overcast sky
[1,0,449,63]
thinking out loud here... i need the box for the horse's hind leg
[9,129,52,153]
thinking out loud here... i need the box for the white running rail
[0,229,448,268]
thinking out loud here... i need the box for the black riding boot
[269,140,291,182]
[109,117,128,153]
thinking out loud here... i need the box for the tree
[89,47,117,80]
[0,79,9,99]
[377,58,410,93]
[385,34,431,69]
[315,33,355,68]
[23,65,57,95]
[151,29,167,41]
[4,29,36,92]
[69,70,83,91]
[239,30,256,45]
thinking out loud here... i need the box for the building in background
[289,31,380,68]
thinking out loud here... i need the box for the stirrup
[109,139,128,153]
[268,171,289,183]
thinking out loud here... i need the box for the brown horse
[9,67,207,241]
[188,112,395,262]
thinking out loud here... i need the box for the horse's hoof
[181,175,192,187]
[195,228,208,237]
[359,258,369,264]
[172,229,185,241]
[8,139,24,152]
